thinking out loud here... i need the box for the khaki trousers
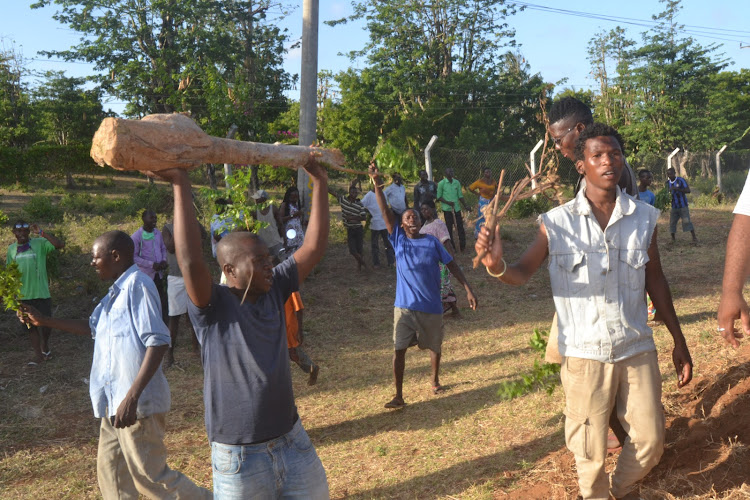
[560,351,664,500]
[97,413,212,500]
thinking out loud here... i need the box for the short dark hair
[574,123,625,162]
[638,169,652,177]
[96,230,135,256]
[549,97,593,127]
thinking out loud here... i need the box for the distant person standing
[131,210,168,321]
[280,186,305,250]
[251,190,284,256]
[329,183,368,270]
[638,170,656,206]
[210,198,233,259]
[667,167,698,243]
[384,172,408,220]
[7,220,64,366]
[361,181,395,269]
[437,168,472,252]
[413,169,438,214]
[468,168,497,238]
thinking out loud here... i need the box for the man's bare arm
[293,158,330,284]
[718,213,750,347]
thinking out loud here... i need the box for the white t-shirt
[360,191,387,231]
[734,171,750,216]
[384,183,407,213]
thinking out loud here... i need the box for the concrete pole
[424,135,438,181]
[297,0,319,216]
[667,148,680,176]
[716,144,728,193]
[224,124,239,189]
[529,139,544,198]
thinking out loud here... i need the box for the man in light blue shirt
[19,230,210,500]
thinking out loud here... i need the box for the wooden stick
[471,170,505,268]
[90,113,368,174]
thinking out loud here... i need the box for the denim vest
[541,187,660,363]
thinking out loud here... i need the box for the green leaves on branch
[0,261,23,312]
[199,168,267,234]
[497,329,560,401]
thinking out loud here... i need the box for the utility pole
[298,0,319,216]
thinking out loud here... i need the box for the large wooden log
[90,113,346,172]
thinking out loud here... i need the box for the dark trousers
[346,226,364,256]
[153,274,168,323]
[443,210,466,251]
[371,229,395,267]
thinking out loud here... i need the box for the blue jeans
[211,419,329,499]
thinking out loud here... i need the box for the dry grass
[1,176,748,499]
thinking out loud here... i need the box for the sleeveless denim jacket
[540,187,660,363]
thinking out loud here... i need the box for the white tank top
[256,205,283,247]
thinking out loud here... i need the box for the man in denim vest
[476,124,692,499]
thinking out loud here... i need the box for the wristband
[486,259,507,278]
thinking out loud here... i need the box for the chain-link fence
[430,146,750,199]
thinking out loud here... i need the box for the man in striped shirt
[667,167,698,243]
[330,184,368,270]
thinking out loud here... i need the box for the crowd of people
[6,96,747,500]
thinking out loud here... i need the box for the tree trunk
[207,164,217,190]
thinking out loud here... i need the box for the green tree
[0,41,33,147]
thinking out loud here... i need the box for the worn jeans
[561,351,664,499]
[443,210,466,251]
[370,229,394,267]
[97,413,212,500]
[211,419,329,499]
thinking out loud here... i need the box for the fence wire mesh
[430,146,750,200]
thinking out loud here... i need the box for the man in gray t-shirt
[150,156,331,498]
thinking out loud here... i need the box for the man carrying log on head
[149,156,330,499]
[476,124,692,500]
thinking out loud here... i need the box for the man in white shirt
[718,171,750,346]
[384,173,408,220]
[361,189,395,268]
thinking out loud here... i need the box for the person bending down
[476,124,692,500]
[369,165,477,409]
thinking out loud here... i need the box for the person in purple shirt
[132,210,168,320]
[18,230,209,500]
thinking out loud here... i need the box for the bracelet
[486,259,507,278]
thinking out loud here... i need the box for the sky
[2,0,749,116]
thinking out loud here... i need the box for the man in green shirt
[436,168,472,252]
[7,220,65,366]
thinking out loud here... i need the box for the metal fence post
[529,140,543,198]
[424,135,438,181]
[667,148,680,176]
[716,145,728,193]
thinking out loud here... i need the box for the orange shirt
[285,291,304,348]
[468,179,497,200]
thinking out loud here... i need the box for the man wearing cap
[252,190,285,257]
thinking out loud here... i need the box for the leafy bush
[60,192,126,214]
[720,170,749,198]
[506,196,551,219]
[497,329,560,400]
[23,195,64,222]
[125,184,172,216]
[654,187,671,212]
[692,193,722,208]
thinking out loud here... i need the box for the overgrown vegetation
[497,329,561,400]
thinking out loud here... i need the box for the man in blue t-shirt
[369,165,477,409]
[150,157,330,499]
[667,167,698,243]
[638,169,656,206]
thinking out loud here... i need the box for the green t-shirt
[6,238,56,300]
[437,178,464,212]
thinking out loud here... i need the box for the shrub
[124,184,172,216]
[506,196,551,219]
[654,187,671,212]
[720,170,749,198]
[23,195,64,222]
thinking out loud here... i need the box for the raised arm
[368,164,397,233]
[30,224,65,250]
[645,227,692,388]
[293,157,329,284]
[148,169,213,308]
